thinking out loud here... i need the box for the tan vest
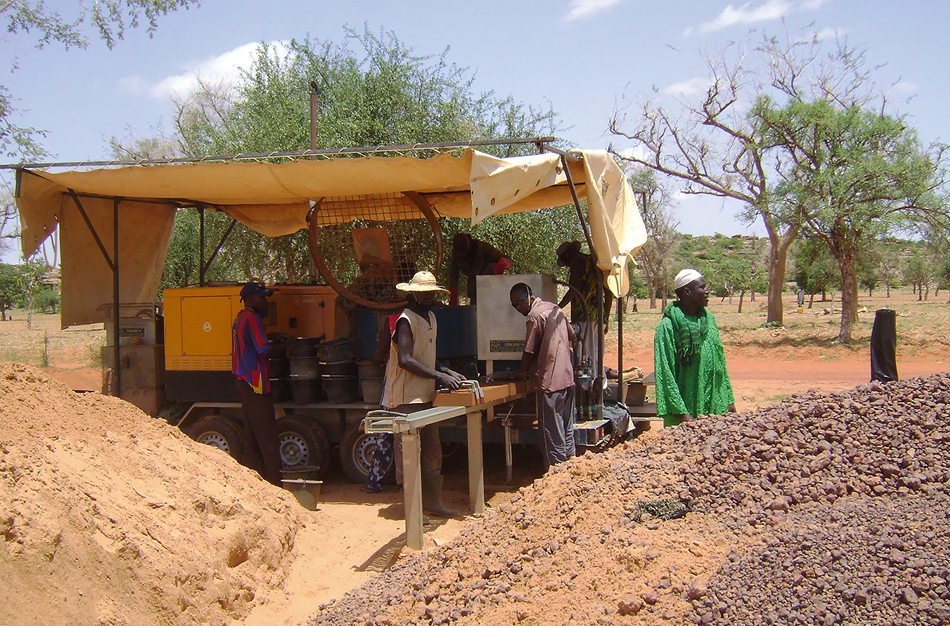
[381,309,437,408]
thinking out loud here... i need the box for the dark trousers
[536,386,576,471]
[235,378,282,486]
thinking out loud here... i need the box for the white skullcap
[674,269,703,291]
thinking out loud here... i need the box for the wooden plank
[403,432,424,551]
[467,410,485,515]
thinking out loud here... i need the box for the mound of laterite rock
[672,373,950,624]
[310,373,950,626]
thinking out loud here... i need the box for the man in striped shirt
[233,282,295,485]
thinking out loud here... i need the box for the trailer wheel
[340,427,396,485]
[276,417,330,476]
[187,415,245,460]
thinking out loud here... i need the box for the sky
[3,0,950,262]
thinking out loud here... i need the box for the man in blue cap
[232,282,295,485]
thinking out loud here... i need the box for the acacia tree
[877,241,902,297]
[793,236,839,306]
[140,27,561,286]
[609,29,885,327]
[757,99,945,341]
[2,0,198,157]
[627,168,680,309]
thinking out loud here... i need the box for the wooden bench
[363,392,526,550]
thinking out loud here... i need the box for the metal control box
[475,274,557,361]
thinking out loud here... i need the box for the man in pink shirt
[510,282,576,470]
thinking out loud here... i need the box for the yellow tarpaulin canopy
[15,148,646,328]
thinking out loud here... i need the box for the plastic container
[318,338,354,362]
[320,359,358,377]
[290,374,321,405]
[289,356,322,378]
[350,309,380,360]
[322,375,359,404]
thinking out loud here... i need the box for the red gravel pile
[310,373,950,625]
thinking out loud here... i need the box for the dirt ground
[1,289,948,625]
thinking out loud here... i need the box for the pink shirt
[524,299,574,393]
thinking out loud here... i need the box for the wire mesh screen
[309,193,443,308]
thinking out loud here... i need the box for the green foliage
[793,237,839,295]
[627,168,680,305]
[156,26,562,287]
[2,0,197,157]
[0,263,24,319]
[754,96,945,341]
[33,286,60,313]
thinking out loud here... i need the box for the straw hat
[396,270,450,294]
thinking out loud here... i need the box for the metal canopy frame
[6,137,631,414]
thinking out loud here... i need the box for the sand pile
[312,373,950,625]
[0,363,307,626]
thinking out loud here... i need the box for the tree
[17,258,52,328]
[793,237,839,307]
[626,168,680,310]
[757,98,945,341]
[133,26,561,287]
[903,249,933,302]
[876,241,902,298]
[2,0,198,157]
[609,29,894,328]
[0,263,24,320]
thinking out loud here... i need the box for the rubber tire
[187,414,245,460]
[276,416,330,476]
[340,427,396,485]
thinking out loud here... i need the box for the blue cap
[239,282,273,301]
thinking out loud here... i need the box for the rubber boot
[422,472,459,518]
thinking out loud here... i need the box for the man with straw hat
[654,269,736,427]
[378,270,466,516]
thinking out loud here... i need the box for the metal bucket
[289,337,321,358]
[360,377,384,404]
[270,357,290,378]
[270,377,292,403]
[290,374,321,405]
[320,359,358,376]
[281,477,322,510]
[289,356,322,378]
[322,374,359,404]
[318,338,354,362]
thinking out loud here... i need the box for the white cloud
[891,80,918,95]
[699,0,791,34]
[814,26,846,41]
[123,40,290,100]
[686,0,830,36]
[617,144,650,162]
[663,77,712,98]
[562,0,625,22]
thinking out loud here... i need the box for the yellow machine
[162,284,347,402]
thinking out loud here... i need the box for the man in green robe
[654,269,736,426]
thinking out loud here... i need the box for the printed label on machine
[489,339,526,353]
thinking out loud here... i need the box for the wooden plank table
[363,393,526,550]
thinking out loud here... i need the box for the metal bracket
[362,409,407,434]
[457,379,484,401]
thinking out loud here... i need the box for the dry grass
[0,288,946,375]
[610,288,950,361]
[0,312,105,369]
